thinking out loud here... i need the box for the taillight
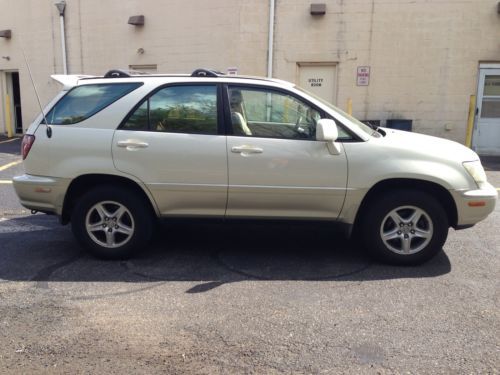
[21,134,35,160]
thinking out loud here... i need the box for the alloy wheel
[379,205,433,255]
[85,201,135,248]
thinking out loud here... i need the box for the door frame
[296,62,338,105]
[1,70,22,135]
[472,63,500,152]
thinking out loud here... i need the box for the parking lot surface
[0,137,499,373]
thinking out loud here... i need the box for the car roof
[51,68,295,90]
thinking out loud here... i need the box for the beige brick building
[1,0,499,154]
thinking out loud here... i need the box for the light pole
[55,0,68,74]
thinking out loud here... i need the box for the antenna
[19,44,52,138]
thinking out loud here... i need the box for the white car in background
[13,69,497,265]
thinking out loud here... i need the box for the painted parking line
[0,160,22,172]
[0,138,20,144]
[0,180,13,184]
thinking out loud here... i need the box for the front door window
[227,86,321,140]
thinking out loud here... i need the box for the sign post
[5,94,13,138]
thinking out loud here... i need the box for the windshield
[295,86,378,137]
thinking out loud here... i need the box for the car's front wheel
[71,186,153,259]
[360,190,449,265]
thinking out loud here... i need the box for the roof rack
[103,69,132,78]
[191,68,224,77]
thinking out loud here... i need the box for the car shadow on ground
[0,215,451,292]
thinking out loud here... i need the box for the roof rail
[103,69,132,78]
[191,68,224,77]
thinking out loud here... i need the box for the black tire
[359,190,449,265]
[71,185,154,259]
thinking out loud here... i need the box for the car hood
[376,128,479,163]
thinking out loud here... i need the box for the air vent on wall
[128,15,145,26]
[0,30,12,39]
[310,3,326,16]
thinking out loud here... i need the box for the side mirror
[316,119,338,142]
[316,119,341,155]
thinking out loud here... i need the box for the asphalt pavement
[0,136,499,373]
[0,137,26,216]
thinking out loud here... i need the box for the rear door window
[45,83,142,125]
[122,85,219,135]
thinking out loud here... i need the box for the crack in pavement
[212,250,374,281]
[69,281,168,301]
[31,253,84,289]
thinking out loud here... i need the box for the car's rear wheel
[360,190,449,265]
[71,186,153,259]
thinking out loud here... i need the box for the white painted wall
[0,0,499,143]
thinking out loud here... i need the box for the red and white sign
[357,66,370,86]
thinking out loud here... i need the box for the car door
[112,83,228,216]
[224,84,348,219]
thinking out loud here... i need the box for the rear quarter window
[44,83,142,125]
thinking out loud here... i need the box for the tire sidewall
[71,186,153,259]
[361,190,449,265]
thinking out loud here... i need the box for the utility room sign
[356,66,370,86]
[308,78,324,87]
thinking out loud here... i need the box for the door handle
[117,140,149,150]
[231,145,264,154]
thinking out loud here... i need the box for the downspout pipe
[55,1,68,75]
[267,0,275,78]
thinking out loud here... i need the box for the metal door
[473,68,500,156]
[298,64,337,105]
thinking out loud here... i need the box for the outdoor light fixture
[128,15,145,26]
[54,0,67,74]
[0,29,12,39]
[55,0,66,15]
[310,3,326,16]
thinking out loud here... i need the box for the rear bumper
[12,174,71,216]
[451,182,498,226]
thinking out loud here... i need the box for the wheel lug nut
[108,228,112,233]
[397,231,402,235]
[102,224,106,228]
[411,230,415,234]
[115,225,119,229]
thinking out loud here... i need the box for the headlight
[463,160,487,185]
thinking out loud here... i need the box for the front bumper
[12,174,71,216]
[451,182,498,226]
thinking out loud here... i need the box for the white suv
[13,69,497,265]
